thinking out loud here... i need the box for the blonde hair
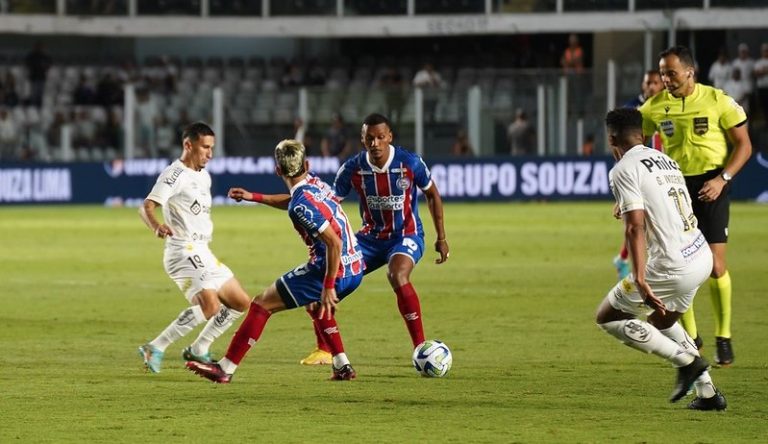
[274,139,306,178]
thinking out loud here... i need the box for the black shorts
[685,169,730,244]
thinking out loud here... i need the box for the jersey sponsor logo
[640,155,681,173]
[366,194,405,210]
[190,199,201,215]
[693,117,708,135]
[623,320,651,343]
[191,233,211,242]
[163,167,184,187]
[681,232,707,258]
[340,250,363,265]
[293,204,316,230]
[396,176,411,190]
[309,188,335,204]
[660,120,674,137]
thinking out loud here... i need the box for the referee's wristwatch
[721,171,733,183]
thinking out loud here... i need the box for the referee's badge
[660,120,674,137]
[693,117,708,135]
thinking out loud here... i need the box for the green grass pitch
[1,202,767,443]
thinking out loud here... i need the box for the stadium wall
[1,155,766,205]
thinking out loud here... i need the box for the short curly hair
[605,108,643,138]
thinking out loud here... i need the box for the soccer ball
[412,339,452,377]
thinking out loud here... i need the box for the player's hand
[612,202,621,220]
[228,187,252,202]
[635,279,666,316]
[698,177,726,202]
[319,288,339,320]
[154,224,173,239]
[435,239,449,264]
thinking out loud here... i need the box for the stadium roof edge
[0,8,767,37]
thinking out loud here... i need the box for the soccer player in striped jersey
[230,113,450,365]
[301,112,449,364]
[186,139,365,383]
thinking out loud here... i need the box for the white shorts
[606,250,713,316]
[163,243,234,302]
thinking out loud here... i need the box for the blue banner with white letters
[1,154,766,205]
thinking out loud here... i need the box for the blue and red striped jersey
[288,175,364,278]
[334,145,432,240]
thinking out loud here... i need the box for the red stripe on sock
[225,301,271,365]
[395,283,425,347]
[307,307,332,353]
[316,315,345,355]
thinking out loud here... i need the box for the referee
[639,45,753,366]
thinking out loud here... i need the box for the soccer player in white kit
[137,122,251,373]
[595,108,726,410]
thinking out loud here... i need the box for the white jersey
[609,145,708,273]
[146,159,213,247]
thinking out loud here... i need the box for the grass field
[1,202,767,443]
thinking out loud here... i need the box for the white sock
[218,357,237,375]
[150,305,206,352]
[598,319,694,367]
[660,323,717,398]
[332,353,349,369]
[190,306,244,356]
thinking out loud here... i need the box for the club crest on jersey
[190,199,201,215]
[660,120,674,137]
[693,117,708,135]
[396,177,411,190]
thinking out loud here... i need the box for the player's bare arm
[227,187,291,210]
[423,184,449,264]
[624,209,665,316]
[139,198,173,239]
[698,123,753,202]
[317,225,343,320]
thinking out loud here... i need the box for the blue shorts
[357,234,424,274]
[276,263,363,309]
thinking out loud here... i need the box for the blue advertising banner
[1,154,766,205]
